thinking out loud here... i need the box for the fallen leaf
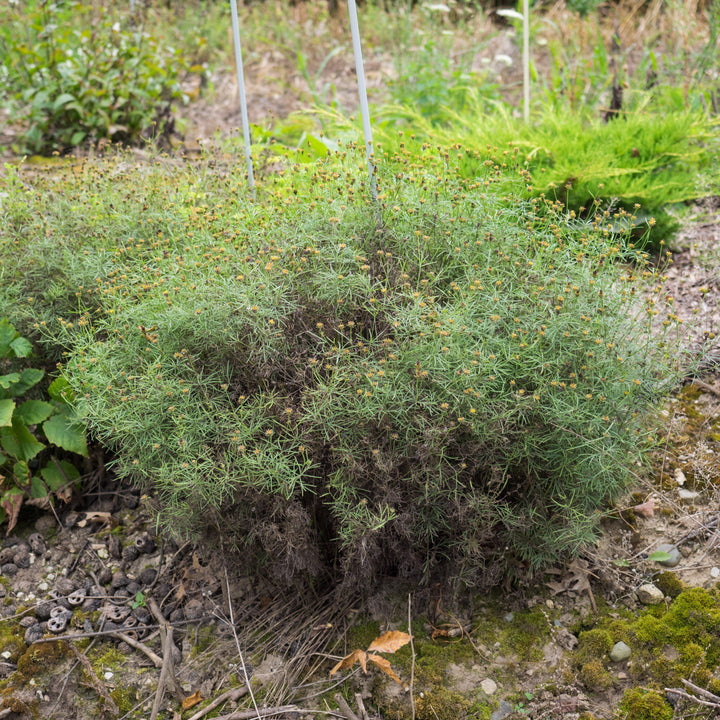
[76,511,116,528]
[330,648,367,677]
[367,630,412,654]
[1,489,23,535]
[632,499,655,518]
[367,654,402,683]
[181,690,202,710]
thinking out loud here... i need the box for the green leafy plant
[0,319,87,531]
[0,1,200,154]
[0,142,703,590]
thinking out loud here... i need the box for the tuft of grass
[0,140,704,589]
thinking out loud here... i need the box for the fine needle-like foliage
[0,140,703,589]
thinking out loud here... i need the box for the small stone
[503,612,514,622]
[1,563,18,576]
[637,583,664,605]
[617,672,628,680]
[37,582,48,592]
[654,544,681,567]
[27,533,46,555]
[35,603,54,621]
[610,641,631,662]
[185,598,205,621]
[111,572,129,589]
[710,567,720,579]
[19,616,37,628]
[491,700,513,720]
[96,547,109,560]
[480,678,497,695]
[674,468,686,485]
[55,577,76,596]
[677,488,700,503]
[139,568,157,586]
[104,671,114,681]
[122,546,140,563]
[24,624,44,645]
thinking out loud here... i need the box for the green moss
[109,686,138,715]
[502,607,550,662]
[346,620,381,651]
[0,623,26,665]
[617,688,672,720]
[579,659,613,692]
[88,645,126,678]
[575,628,613,664]
[191,625,217,656]
[653,571,684,599]
[16,639,69,677]
[415,687,471,720]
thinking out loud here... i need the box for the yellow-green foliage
[617,688,672,720]
[653,571,684,599]
[573,587,720,695]
[414,687,471,720]
[0,624,26,666]
[579,659,613,692]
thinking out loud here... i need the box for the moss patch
[617,687,672,720]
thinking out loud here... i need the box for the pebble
[490,700,513,720]
[1,563,18,576]
[503,612,514,622]
[480,678,497,695]
[637,583,664,605]
[104,671,114,681]
[677,488,700,503]
[609,641,631,662]
[711,567,720,579]
[24,624,44,645]
[653,544,681,567]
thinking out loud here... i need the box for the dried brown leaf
[181,690,202,710]
[367,654,402,683]
[329,648,367,677]
[2,490,23,535]
[367,630,412,654]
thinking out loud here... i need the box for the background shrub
[0,143,697,589]
[0,1,202,154]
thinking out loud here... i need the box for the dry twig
[111,631,163,668]
[68,642,120,716]
[147,596,184,720]
[334,692,360,720]
[665,678,720,709]
[186,686,250,720]
[212,706,301,720]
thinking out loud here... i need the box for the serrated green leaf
[42,413,88,456]
[0,320,17,357]
[13,460,31,485]
[48,376,75,403]
[0,399,15,427]
[1,417,45,462]
[8,368,44,397]
[16,400,54,425]
[40,459,80,491]
[30,474,47,498]
[9,336,32,358]
[0,373,21,390]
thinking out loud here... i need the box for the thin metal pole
[523,0,530,122]
[229,0,256,200]
[347,0,377,205]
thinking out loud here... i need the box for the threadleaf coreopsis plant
[0,142,698,588]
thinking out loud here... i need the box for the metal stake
[347,0,377,205]
[229,0,256,199]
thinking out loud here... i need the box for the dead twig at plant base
[665,678,720,709]
[111,631,163,668]
[408,593,416,720]
[67,642,120,716]
[334,692,360,720]
[211,706,301,720]
[223,563,263,720]
[147,596,184,720]
[0,708,13,718]
[354,694,369,720]
[186,686,250,720]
